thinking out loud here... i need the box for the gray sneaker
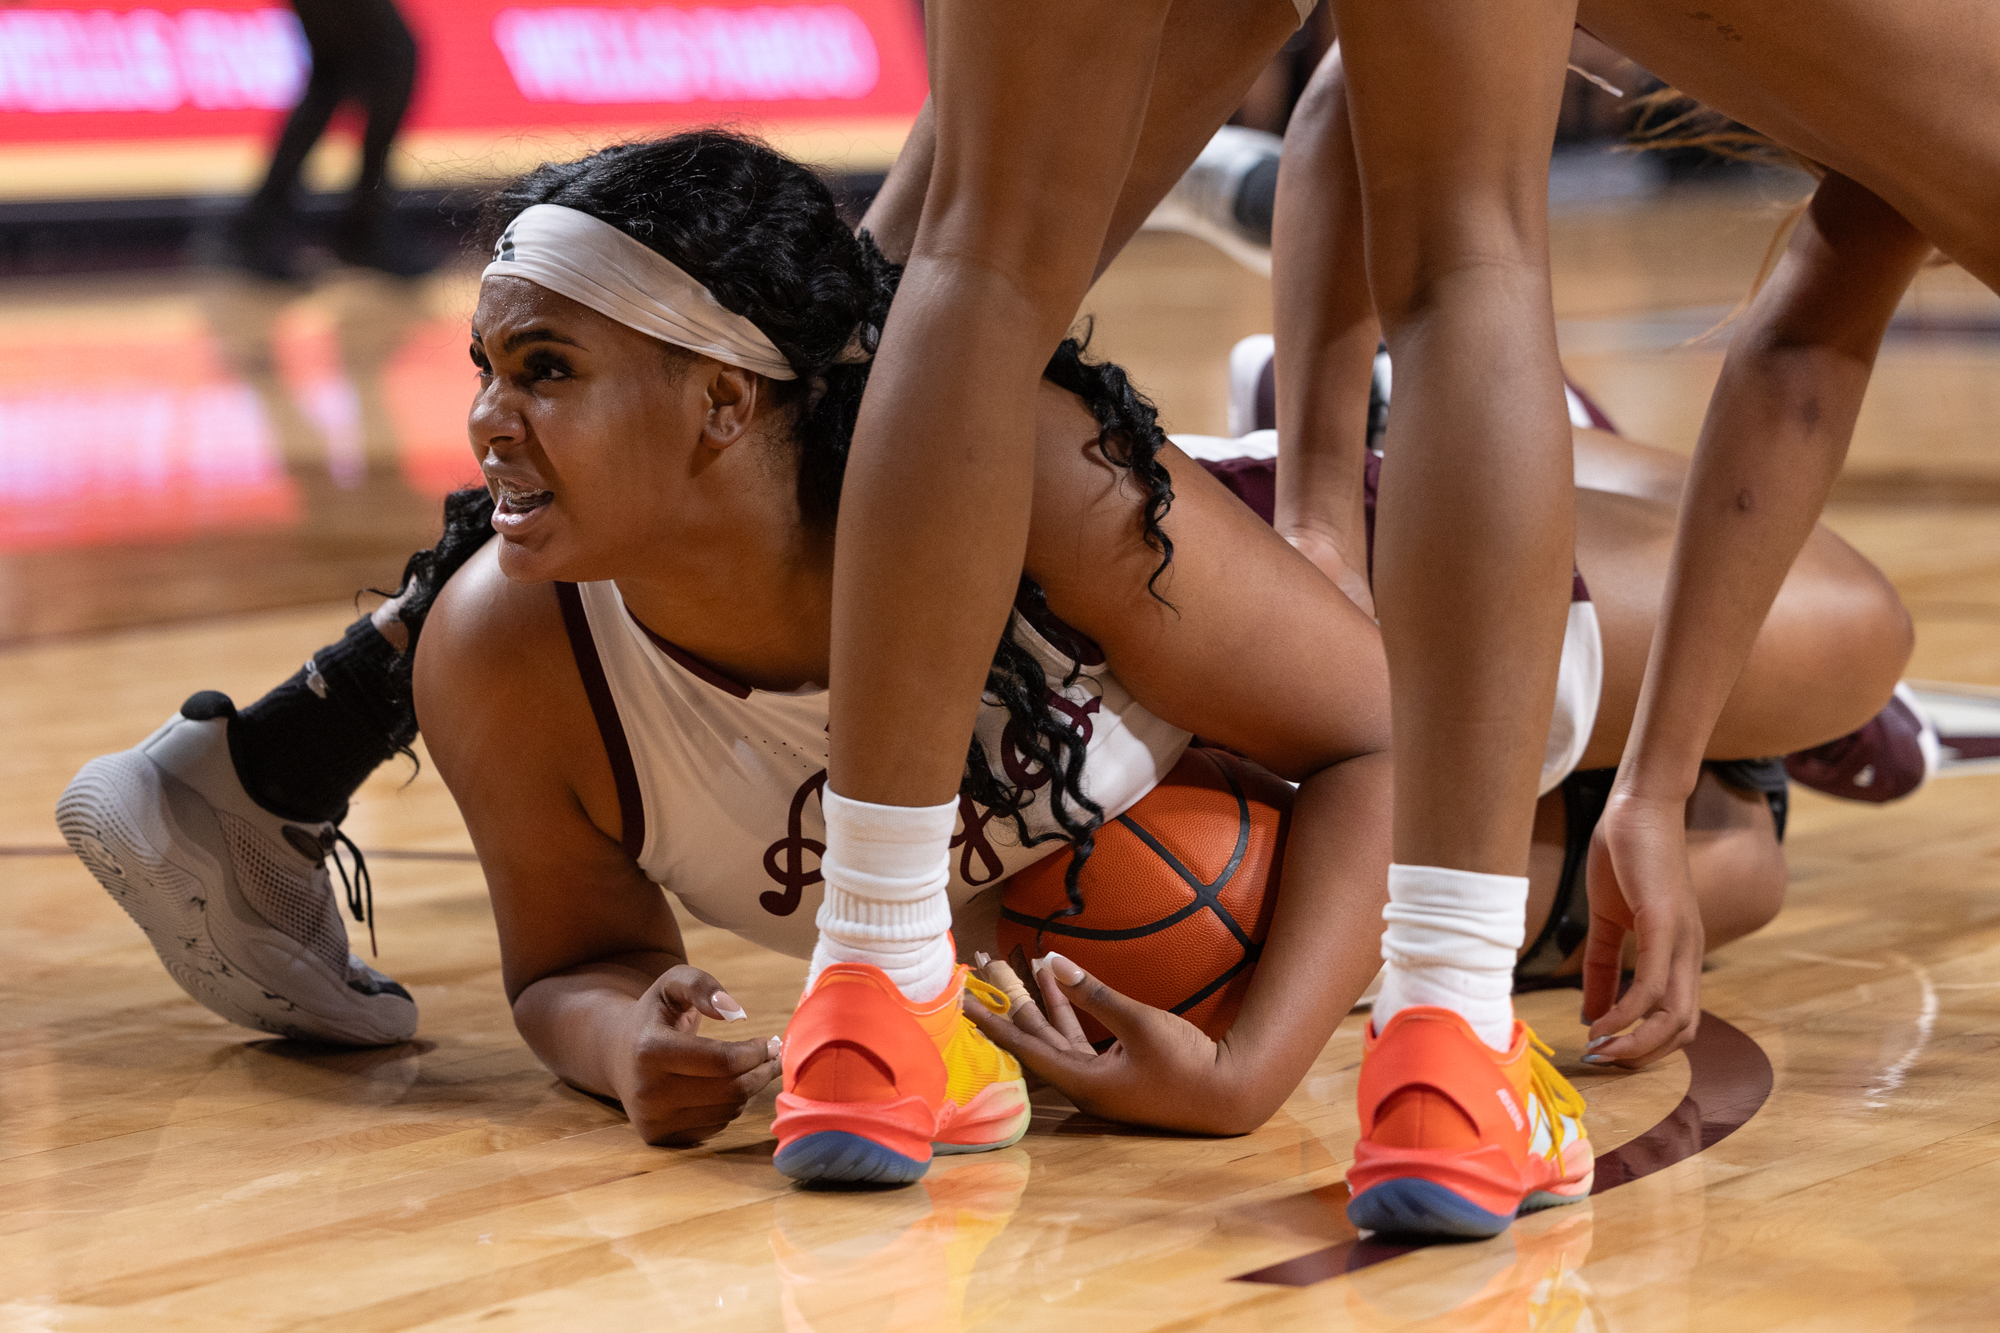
[56,710,417,1045]
[1144,125,1282,275]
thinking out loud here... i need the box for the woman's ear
[700,363,762,449]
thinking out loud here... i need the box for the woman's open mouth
[492,481,554,535]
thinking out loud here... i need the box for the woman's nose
[468,383,525,457]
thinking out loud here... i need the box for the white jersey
[558,580,1193,960]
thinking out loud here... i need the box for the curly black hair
[402,129,1179,906]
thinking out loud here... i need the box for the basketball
[996,746,1293,1045]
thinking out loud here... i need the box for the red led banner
[0,0,927,196]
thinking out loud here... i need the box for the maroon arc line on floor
[1,845,480,863]
[1232,1011,1774,1287]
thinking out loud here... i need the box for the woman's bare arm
[416,544,778,1142]
[1587,173,1931,1064]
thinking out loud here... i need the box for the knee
[1364,202,1551,334]
[1755,537,1913,747]
[1733,847,1788,946]
[1871,578,1917,678]
[1744,842,1788,934]
[1826,563,1915,722]
[1702,836,1788,953]
[907,214,1095,336]
[915,189,1091,288]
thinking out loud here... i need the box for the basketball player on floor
[61,134,1918,1193]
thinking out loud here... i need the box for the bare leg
[1572,484,1911,767]
[831,0,1174,810]
[860,0,1303,279]
[1331,0,1593,1239]
[830,0,1297,808]
[1332,0,1578,877]
[786,0,1306,1186]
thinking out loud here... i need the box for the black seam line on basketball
[1112,807,1258,953]
[1013,751,1256,944]
[1168,947,1260,1017]
[999,902,1210,942]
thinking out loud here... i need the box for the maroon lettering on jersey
[760,769,828,916]
[999,694,1101,791]
[760,772,1015,912]
[952,795,1006,887]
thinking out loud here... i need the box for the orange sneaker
[1346,1006,1592,1237]
[773,961,1030,1185]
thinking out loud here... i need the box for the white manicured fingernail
[975,951,992,968]
[768,1036,783,1058]
[712,991,747,1022]
[1582,1054,1609,1064]
[1585,1035,1612,1051]
[1046,952,1084,986]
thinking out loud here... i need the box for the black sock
[1233,154,1280,246]
[184,616,416,824]
[178,487,497,825]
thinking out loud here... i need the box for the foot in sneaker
[1785,681,1940,803]
[1145,126,1281,275]
[1347,1007,1592,1238]
[55,699,416,1046]
[773,962,1030,1185]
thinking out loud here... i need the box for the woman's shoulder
[414,540,582,757]
[419,540,568,686]
[414,540,628,833]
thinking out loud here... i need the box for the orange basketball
[996,746,1293,1045]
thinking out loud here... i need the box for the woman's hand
[1581,793,1707,1068]
[966,954,1263,1136]
[615,964,781,1146]
[1285,529,1376,620]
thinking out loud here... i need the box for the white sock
[806,789,959,1002]
[1375,863,1527,1052]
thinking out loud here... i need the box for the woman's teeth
[497,484,551,512]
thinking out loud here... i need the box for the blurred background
[1,1,1996,656]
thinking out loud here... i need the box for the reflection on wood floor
[5,180,2000,1328]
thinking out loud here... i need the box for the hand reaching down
[966,952,1265,1137]
[616,964,781,1146]
[1582,794,1706,1069]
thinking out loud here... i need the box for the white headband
[483,203,798,380]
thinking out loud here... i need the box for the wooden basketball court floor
[7,176,2000,1329]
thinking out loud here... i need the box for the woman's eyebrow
[501,327,585,354]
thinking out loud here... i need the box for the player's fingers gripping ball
[997,747,1292,1046]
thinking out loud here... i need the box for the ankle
[809,789,959,1002]
[1377,863,1527,1052]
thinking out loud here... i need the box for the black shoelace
[322,828,376,956]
